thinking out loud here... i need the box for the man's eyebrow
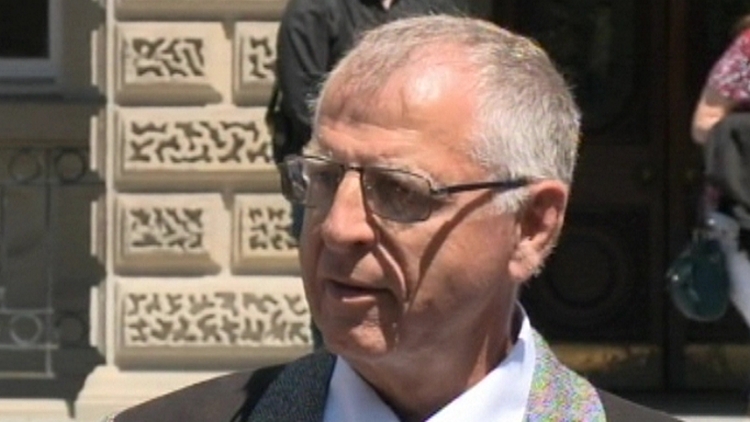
[373,160,441,185]
[302,141,438,183]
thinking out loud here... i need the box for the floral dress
[707,28,750,102]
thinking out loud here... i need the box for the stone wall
[92,0,309,372]
[75,1,308,418]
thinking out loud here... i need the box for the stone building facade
[2,1,304,420]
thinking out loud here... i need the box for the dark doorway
[494,0,750,391]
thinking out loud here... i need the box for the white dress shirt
[323,310,536,422]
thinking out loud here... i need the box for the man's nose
[319,172,377,252]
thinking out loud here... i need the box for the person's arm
[276,0,333,151]
[692,29,750,145]
[691,85,735,145]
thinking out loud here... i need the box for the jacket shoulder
[598,390,681,422]
[111,365,283,422]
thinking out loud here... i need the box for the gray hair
[315,15,581,212]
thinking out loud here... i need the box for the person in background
[692,14,750,145]
[691,14,750,330]
[274,0,469,239]
[692,15,750,415]
[110,15,679,421]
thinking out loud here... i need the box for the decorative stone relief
[234,22,278,105]
[115,277,311,368]
[120,284,309,347]
[114,194,223,275]
[114,108,279,189]
[116,23,222,105]
[232,194,298,275]
[115,0,289,20]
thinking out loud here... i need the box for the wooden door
[493,0,750,392]
[494,0,670,390]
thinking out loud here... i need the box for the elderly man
[111,15,679,422]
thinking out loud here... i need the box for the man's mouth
[324,279,384,300]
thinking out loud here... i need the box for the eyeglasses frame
[279,154,532,222]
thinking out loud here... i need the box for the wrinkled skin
[299,46,569,421]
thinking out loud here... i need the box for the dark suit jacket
[110,348,680,422]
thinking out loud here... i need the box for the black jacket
[111,351,680,422]
[273,0,469,162]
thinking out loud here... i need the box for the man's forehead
[324,42,468,95]
[319,56,475,124]
[310,67,480,176]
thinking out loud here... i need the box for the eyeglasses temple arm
[432,178,531,196]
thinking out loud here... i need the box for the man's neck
[344,319,516,422]
[381,0,394,10]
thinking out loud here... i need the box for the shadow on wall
[0,143,105,412]
[0,0,107,413]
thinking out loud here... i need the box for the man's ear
[508,180,569,284]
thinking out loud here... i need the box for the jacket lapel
[249,351,336,422]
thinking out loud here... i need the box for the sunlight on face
[299,53,520,367]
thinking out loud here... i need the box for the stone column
[77,1,310,419]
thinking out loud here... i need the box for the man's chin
[319,325,394,359]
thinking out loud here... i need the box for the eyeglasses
[278,155,531,223]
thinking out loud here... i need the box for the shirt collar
[323,306,536,422]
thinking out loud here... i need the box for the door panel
[494,0,668,389]
[495,0,750,391]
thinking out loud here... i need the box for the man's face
[299,59,521,364]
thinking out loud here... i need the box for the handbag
[666,228,730,322]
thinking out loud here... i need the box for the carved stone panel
[116,23,223,105]
[114,194,223,275]
[232,194,298,275]
[114,108,278,189]
[115,277,312,369]
[115,0,289,20]
[234,22,278,106]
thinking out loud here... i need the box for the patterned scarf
[525,331,606,421]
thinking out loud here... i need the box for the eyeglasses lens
[363,167,431,222]
[281,157,433,222]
